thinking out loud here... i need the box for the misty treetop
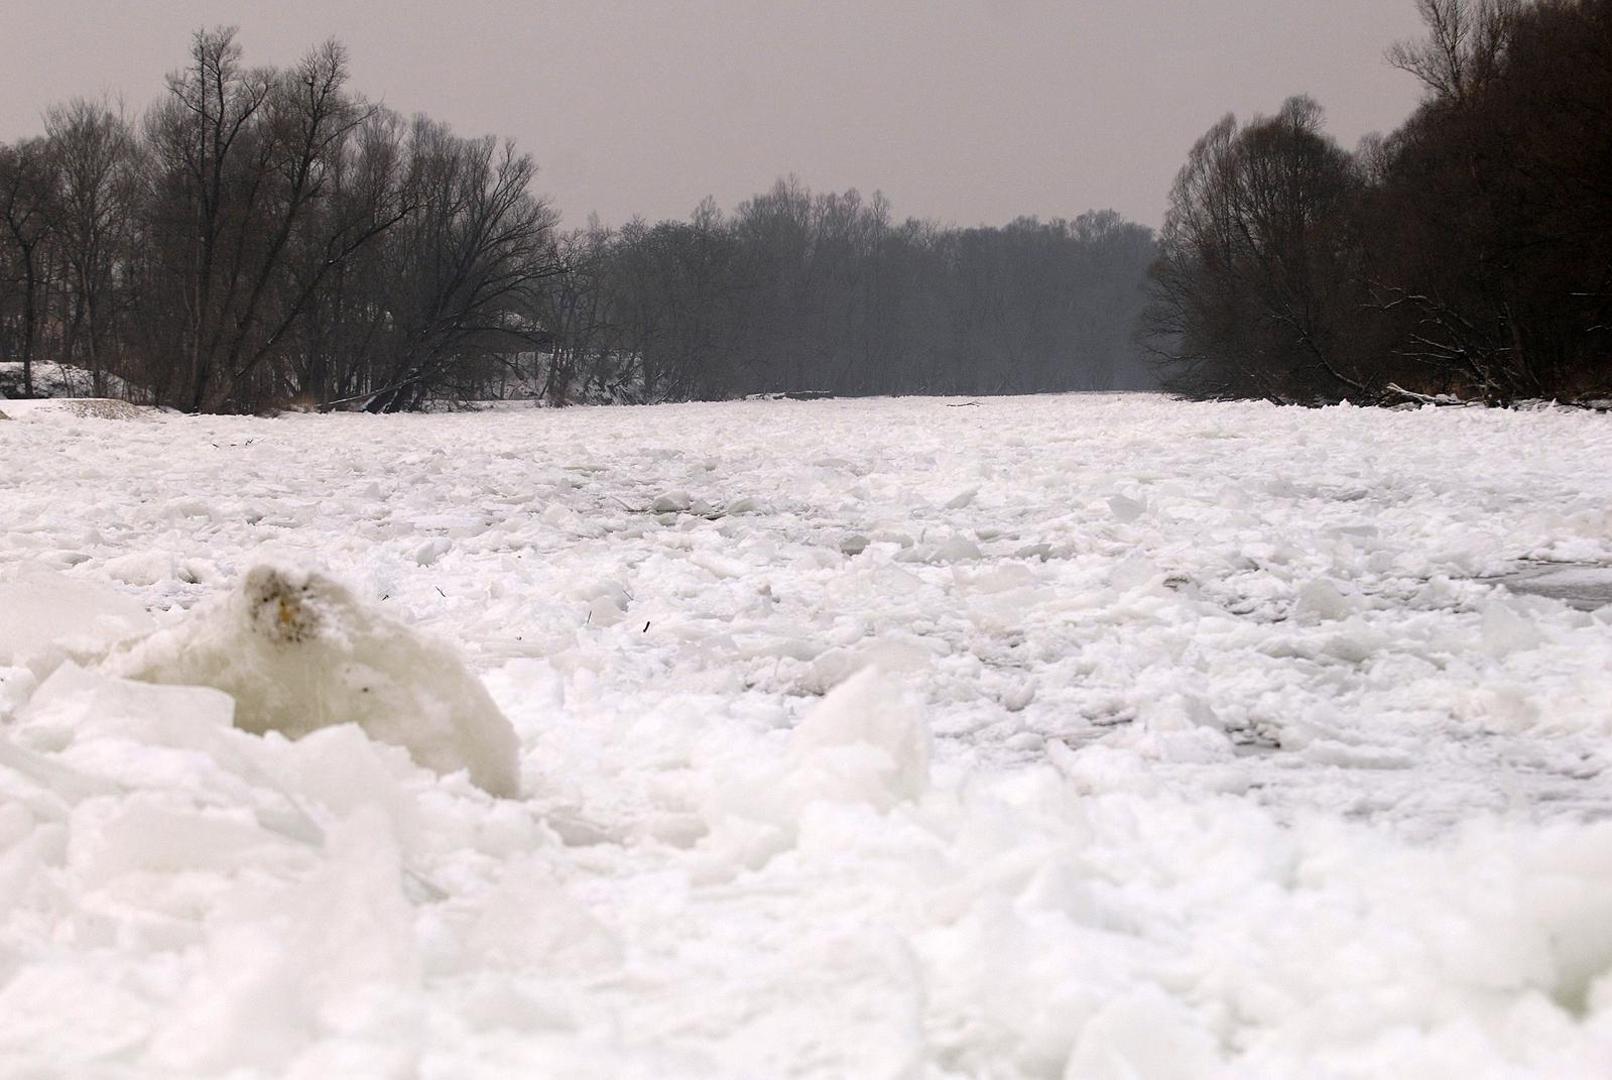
[1147,0,1612,405]
[0,28,1156,412]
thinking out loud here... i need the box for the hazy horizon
[2,1,1428,230]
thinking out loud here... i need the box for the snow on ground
[0,360,138,402]
[2,394,1612,1077]
[0,397,149,421]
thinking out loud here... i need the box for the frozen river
[2,394,1611,1076]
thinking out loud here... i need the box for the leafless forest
[2,0,1609,411]
[1149,0,1612,405]
[0,29,1154,412]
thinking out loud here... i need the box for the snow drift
[103,565,520,798]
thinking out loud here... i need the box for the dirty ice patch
[103,565,521,797]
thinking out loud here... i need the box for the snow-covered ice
[3,394,1612,1077]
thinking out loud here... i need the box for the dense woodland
[4,0,1608,412]
[1149,0,1612,404]
[0,28,1155,412]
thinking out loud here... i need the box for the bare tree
[1387,0,1519,103]
[357,121,560,412]
[0,139,58,398]
[138,29,401,411]
[43,98,139,395]
[1145,99,1375,402]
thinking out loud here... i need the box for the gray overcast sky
[1,1,1427,230]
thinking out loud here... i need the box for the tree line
[539,189,1157,404]
[0,27,1156,411]
[1147,0,1612,405]
[0,29,558,412]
